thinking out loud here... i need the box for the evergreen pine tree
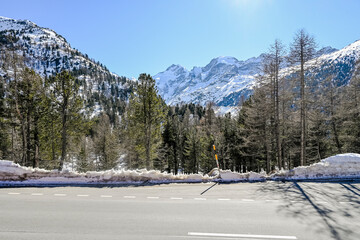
[49,71,85,170]
[126,73,165,169]
[93,113,120,170]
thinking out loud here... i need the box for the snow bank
[83,169,208,182]
[219,169,267,182]
[0,161,212,183]
[220,153,360,181]
[1,153,359,184]
[271,153,360,180]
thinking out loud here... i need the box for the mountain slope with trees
[0,16,133,121]
[0,16,133,170]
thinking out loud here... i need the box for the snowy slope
[1,16,102,77]
[154,42,360,110]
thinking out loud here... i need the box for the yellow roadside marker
[213,145,220,170]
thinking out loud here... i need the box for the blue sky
[1,0,360,78]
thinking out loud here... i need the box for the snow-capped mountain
[0,16,132,117]
[154,42,360,109]
[154,55,263,107]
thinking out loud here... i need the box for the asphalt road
[0,181,359,240]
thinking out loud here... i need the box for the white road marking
[340,201,353,204]
[218,198,231,201]
[101,195,112,198]
[54,194,66,196]
[124,196,136,199]
[316,201,328,204]
[31,193,43,196]
[77,194,89,197]
[8,192,20,195]
[147,196,159,199]
[194,198,206,201]
[188,232,297,239]
[290,200,303,203]
[266,200,279,202]
[170,197,183,200]
[241,199,255,202]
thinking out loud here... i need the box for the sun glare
[227,0,272,9]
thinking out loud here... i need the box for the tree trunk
[281,78,286,169]
[51,120,56,163]
[26,104,31,167]
[11,126,15,162]
[173,145,178,175]
[146,123,151,169]
[265,124,271,173]
[300,46,306,166]
[330,85,342,153]
[59,105,67,170]
[33,115,39,168]
[275,60,282,169]
[21,122,27,166]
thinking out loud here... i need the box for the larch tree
[340,61,360,152]
[288,29,316,166]
[263,39,286,169]
[323,75,342,154]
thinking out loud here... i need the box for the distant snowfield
[0,153,359,185]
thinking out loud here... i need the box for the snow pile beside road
[0,161,89,182]
[220,169,267,182]
[0,160,210,183]
[216,153,360,181]
[84,169,207,182]
[271,153,360,180]
[0,153,359,184]
[0,160,53,180]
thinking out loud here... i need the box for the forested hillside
[0,16,133,170]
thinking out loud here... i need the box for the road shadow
[256,181,360,240]
[200,182,218,195]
